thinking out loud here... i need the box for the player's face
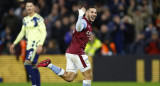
[87,8,97,22]
[26,2,35,14]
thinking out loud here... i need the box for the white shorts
[65,53,91,74]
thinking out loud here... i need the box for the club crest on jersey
[86,31,92,37]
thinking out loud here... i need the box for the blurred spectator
[85,33,102,57]
[0,27,13,54]
[155,14,160,31]
[14,2,25,18]
[2,8,21,35]
[98,24,113,42]
[2,42,14,54]
[71,4,78,15]
[113,3,127,18]
[34,5,40,14]
[101,39,116,56]
[19,40,26,62]
[145,31,160,54]
[131,33,146,54]
[52,19,66,53]
[108,15,125,54]
[0,27,13,46]
[0,0,159,55]
[45,40,60,54]
[21,10,27,18]
[52,19,63,42]
[64,24,75,46]
[45,3,59,34]
[153,0,160,19]
[110,0,119,12]
[122,16,135,54]
[62,16,70,33]
[69,14,76,24]
[98,8,112,27]
[38,0,50,17]
[141,0,153,26]
[144,23,157,40]
[128,0,150,36]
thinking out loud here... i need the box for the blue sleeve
[76,16,87,32]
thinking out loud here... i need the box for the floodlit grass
[0,82,160,86]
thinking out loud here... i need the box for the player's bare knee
[65,77,74,82]
[63,72,75,82]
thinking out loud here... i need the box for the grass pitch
[0,82,160,86]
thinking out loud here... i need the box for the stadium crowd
[0,0,160,56]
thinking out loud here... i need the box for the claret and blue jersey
[66,16,92,55]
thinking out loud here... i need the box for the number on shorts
[28,51,33,59]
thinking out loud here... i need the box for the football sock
[34,68,40,86]
[83,80,91,86]
[47,63,65,76]
[24,63,36,85]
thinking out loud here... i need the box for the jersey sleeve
[38,17,47,46]
[76,16,87,32]
[13,19,26,45]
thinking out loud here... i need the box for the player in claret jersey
[37,6,97,86]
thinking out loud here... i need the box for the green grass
[0,82,160,86]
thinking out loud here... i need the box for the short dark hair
[86,6,96,11]
[25,0,36,5]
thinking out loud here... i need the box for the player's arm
[10,21,26,53]
[37,17,47,54]
[76,7,87,32]
[38,18,47,46]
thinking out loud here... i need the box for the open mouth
[91,16,96,20]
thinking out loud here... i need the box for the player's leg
[82,69,92,86]
[24,49,40,86]
[32,53,40,86]
[77,55,92,86]
[37,53,77,82]
[61,54,77,82]
[24,60,37,86]
[33,67,40,86]
[48,62,76,82]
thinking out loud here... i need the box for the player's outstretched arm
[76,7,87,32]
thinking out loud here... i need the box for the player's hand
[10,44,15,54]
[78,7,86,16]
[37,45,43,54]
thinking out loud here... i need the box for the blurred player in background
[10,0,47,86]
[37,7,97,86]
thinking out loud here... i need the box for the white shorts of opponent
[65,53,91,74]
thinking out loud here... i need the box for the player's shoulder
[23,16,28,21]
[82,19,87,25]
[22,16,28,25]
[35,13,43,19]
[35,13,44,22]
[82,19,87,22]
